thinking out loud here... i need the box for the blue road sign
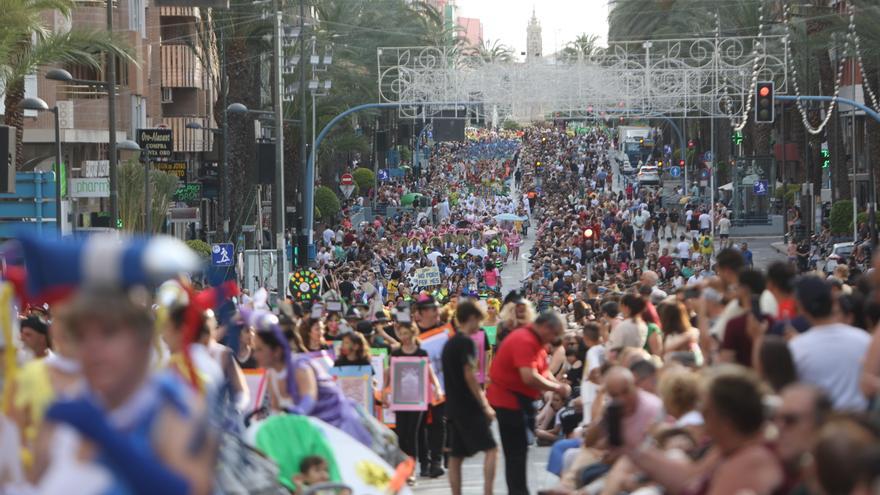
[663,145,672,156]
[669,166,681,177]
[704,151,714,161]
[377,169,390,181]
[753,180,768,196]
[211,243,234,266]
[700,169,710,179]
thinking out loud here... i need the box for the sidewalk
[771,241,786,255]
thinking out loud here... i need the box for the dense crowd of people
[1,123,880,495]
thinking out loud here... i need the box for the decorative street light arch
[377,33,789,124]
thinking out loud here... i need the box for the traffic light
[679,159,686,167]
[755,81,775,123]
[657,160,663,167]
[821,148,831,169]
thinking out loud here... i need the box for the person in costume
[9,314,81,478]
[33,289,216,495]
[250,311,372,446]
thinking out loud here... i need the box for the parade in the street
[2,0,880,494]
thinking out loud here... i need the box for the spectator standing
[788,276,871,410]
[487,311,570,495]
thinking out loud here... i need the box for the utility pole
[298,0,309,266]
[220,29,230,236]
[107,0,118,229]
[851,50,857,242]
[256,184,264,288]
[273,0,287,298]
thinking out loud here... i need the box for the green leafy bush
[352,167,375,193]
[185,239,211,259]
[502,120,521,131]
[315,186,341,221]
[829,200,854,235]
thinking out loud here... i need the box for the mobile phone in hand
[606,400,624,447]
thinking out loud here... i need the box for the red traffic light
[679,159,685,166]
[759,86,770,97]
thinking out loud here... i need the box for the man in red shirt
[487,311,571,495]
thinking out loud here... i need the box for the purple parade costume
[287,353,372,447]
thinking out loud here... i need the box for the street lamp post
[106,0,118,230]
[46,68,119,229]
[20,97,62,237]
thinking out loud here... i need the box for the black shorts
[448,414,496,458]
[720,233,729,239]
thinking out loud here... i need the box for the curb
[771,242,786,255]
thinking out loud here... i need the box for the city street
[413,435,553,494]
[5,0,880,493]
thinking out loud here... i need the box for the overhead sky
[455,0,610,59]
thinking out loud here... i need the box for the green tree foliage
[559,33,603,63]
[829,200,854,235]
[118,159,179,233]
[314,185,341,221]
[352,167,375,193]
[0,0,135,169]
[199,0,459,236]
[502,120,521,131]
[185,239,212,260]
[464,38,515,65]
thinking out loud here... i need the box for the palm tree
[0,0,134,169]
[559,33,603,63]
[465,38,515,65]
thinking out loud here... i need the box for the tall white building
[526,7,542,62]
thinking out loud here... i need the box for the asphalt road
[729,235,788,271]
[411,430,554,495]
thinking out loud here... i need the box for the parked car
[637,165,661,185]
[822,241,854,275]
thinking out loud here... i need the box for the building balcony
[161,44,204,89]
[160,116,214,153]
[159,6,200,18]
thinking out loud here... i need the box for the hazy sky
[455,0,610,59]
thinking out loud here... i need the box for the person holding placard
[413,294,454,478]
[384,322,440,486]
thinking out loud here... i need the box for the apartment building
[13,0,217,230]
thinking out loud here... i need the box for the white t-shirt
[322,228,335,246]
[718,217,731,235]
[789,323,871,411]
[426,251,442,265]
[676,241,691,259]
[699,213,711,230]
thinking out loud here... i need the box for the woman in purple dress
[249,311,371,446]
